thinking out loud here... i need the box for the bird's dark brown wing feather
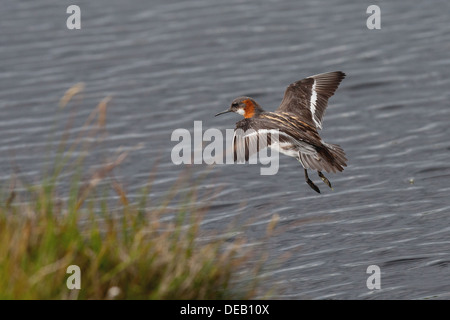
[233,118,286,162]
[232,115,321,162]
[276,71,346,130]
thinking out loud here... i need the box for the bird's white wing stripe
[233,128,316,161]
[309,79,321,129]
[233,128,284,162]
[241,128,284,138]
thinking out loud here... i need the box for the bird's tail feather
[299,143,347,173]
[321,142,347,173]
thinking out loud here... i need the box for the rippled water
[1,0,450,299]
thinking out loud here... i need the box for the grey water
[1,0,450,299]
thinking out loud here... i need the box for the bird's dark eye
[232,102,238,107]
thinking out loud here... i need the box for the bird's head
[215,96,263,119]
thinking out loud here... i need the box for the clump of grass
[0,85,275,299]
[0,178,258,299]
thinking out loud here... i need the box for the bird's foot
[304,169,320,193]
[306,178,321,194]
[318,171,333,190]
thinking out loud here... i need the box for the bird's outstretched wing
[232,116,319,162]
[276,71,346,130]
[233,118,276,162]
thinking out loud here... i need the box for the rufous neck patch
[242,99,255,118]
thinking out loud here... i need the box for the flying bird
[215,71,347,193]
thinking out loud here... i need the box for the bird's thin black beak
[215,109,232,117]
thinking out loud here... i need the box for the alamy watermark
[366,265,381,290]
[171,121,280,175]
[366,5,381,30]
[66,265,81,290]
[66,5,381,31]
[66,5,81,30]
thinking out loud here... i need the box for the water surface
[1,0,450,299]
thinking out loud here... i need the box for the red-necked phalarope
[215,71,347,193]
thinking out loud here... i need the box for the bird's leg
[304,169,320,194]
[318,171,333,190]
